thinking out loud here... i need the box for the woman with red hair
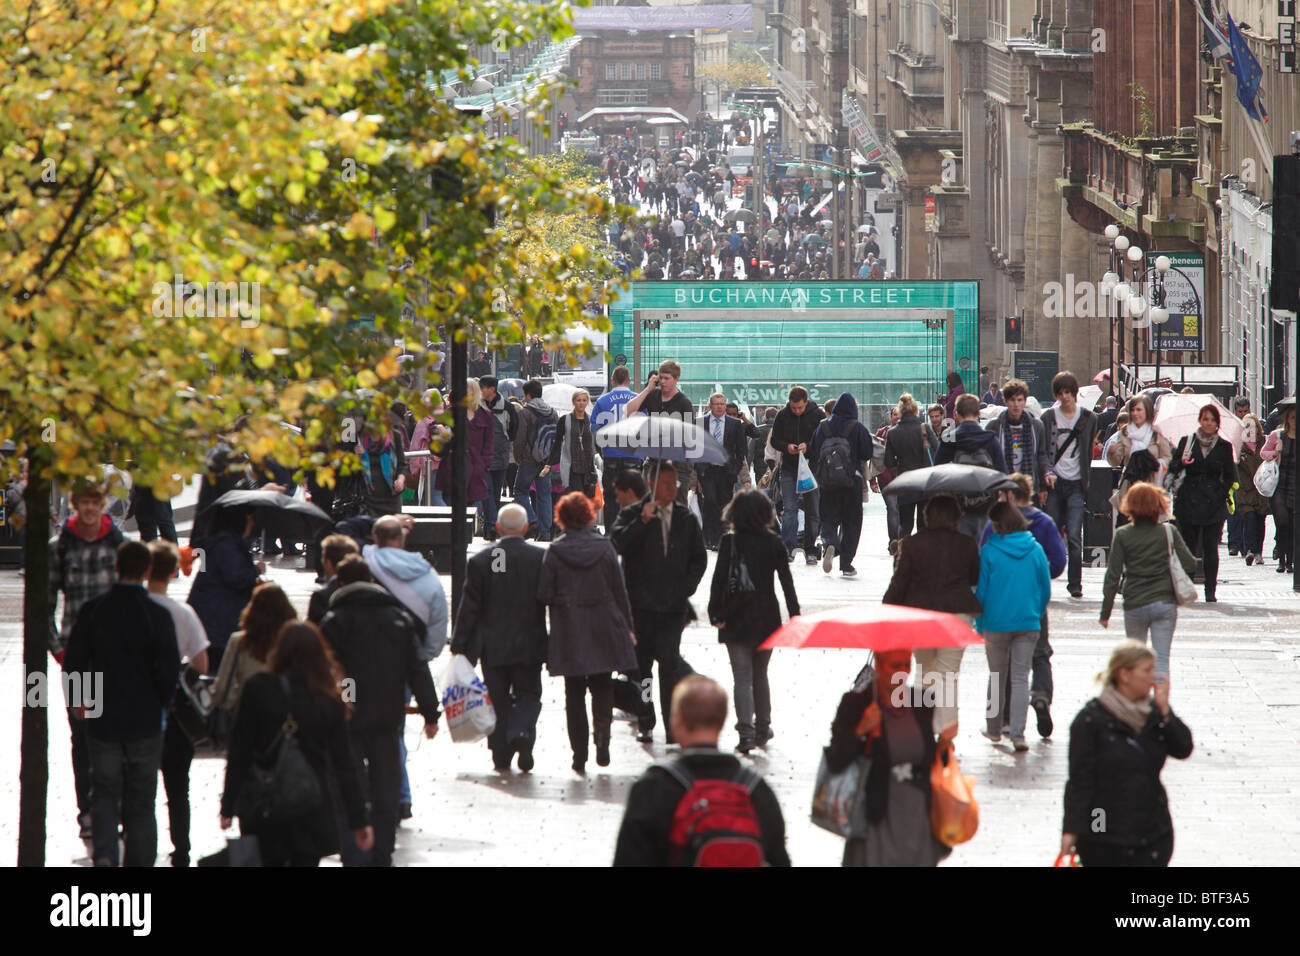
[1100,483,1197,676]
[538,492,638,774]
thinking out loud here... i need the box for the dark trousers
[564,674,613,761]
[820,484,864,569]
[482,663,543,766]
[1044,478,1086,592]
[897,499,926,539]
[484,469,506,530]
[698,466,734,547]
[67,705,93,817]
[632,608,686,742]
[601,459,642,529]
[1179,519,1225,597]
[160,718,194,865]
[1272,496,1294,566]
[1226,511,1243,552]
[1078,832,1174,867]
[1239,510,1267,556]
[88,732,164,866]
[133,489,177,543]
[338,726,402,867]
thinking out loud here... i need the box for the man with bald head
[362,513,449,817]
[613,675,790,866]
[450,504,549,771]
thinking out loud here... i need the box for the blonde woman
[436,378,495,525]
[1061,641,1193,867]
[548,387,597,498]
[883,392,938,542]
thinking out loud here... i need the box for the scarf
[1127,422,1153,453]
[1099,684,1151,735]
[1195,428,1217,457]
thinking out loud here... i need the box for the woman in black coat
[187,506,263,675]
[220,622,371,866]
[707,490,800,754]
[538,492,637,775]
[1168,404,1239,602]
[1061,641,1193,866]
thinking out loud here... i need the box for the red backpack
[658,759,766,867]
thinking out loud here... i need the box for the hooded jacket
[980,505,1067,578]
[975,530,1051,633]
[935,420,1007,472]
[362,544,448,661]
[513,397,558,465]
[808,392,874,486]
[49,514,125,656]
[319,582,440,731]
[537,526,637,677]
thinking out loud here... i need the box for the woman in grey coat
[538,491,638,775]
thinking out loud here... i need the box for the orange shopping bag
[1053,852,1081,867]
[930,741,979,846]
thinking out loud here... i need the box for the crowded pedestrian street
[4,499,1296,868]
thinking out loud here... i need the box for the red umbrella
[1092,369,1112,383]
[760,604,985,652]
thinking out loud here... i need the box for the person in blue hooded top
[976,501,1051,753]
[808,392,875,577]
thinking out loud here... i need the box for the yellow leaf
[374,207,396,233]
[285,182,305,204]
[357,369,379,388]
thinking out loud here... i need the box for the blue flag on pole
[1226,14,1268,121]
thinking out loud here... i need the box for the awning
[646,116,685,125]
[577,106,690,124]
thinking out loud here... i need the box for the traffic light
[1004,315,1022,345]
[558,112,568,132]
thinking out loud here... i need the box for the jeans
[483,469,506,530]
[819,484,863,569]
[725,644,772,743]
[1123,601,1177,676]
[882,489,901,542]
[897,499,926,539]
[564,673,613,761]
[1178,519,1224,598]
[632,608,687,741]
[1226,511,1243,553]
[160,718,194,865]
[482,663,543,766]
[984,630,1038,743]
[1240,510,1266,556]
[66,704,93,817]
[778,470,820,556]
[88,732,164,866]
[397,687,412,806]
[513,461,553,537]
[913,645,965,732]
[1045,478,1086,592]
[338,727,402,866]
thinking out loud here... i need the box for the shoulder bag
[206,638,244,753]
[1163,523,1198,606]
[235,675,324,829]
[810,747,871,838]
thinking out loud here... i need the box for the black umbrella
[595,415,726,466]
[724,208,758,224]
[882,464,1018,498]
[207,489,333,542]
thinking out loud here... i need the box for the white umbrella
[1154,393,1244,458]
[542,382,578,415]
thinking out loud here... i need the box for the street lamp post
[1104,224,1120,395]
[1127,243,1144,386]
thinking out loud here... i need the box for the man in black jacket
[320,555,440,866]
[307,533,359,624]
[770,386,826,563]
[696,392,750,549]
[450,503,548,772]
[480,376,519,541]
[611,462,707,745]
[65,540,180,867]
[613,676,790,866]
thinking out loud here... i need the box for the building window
[606,62,616,80]
[649,63,661,80]
[618,63,633,80]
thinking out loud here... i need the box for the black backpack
[816,435,855,489]
[953,443,995,469]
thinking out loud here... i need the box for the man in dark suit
[611,461,708,745]
[696,393,750,549]
[449,503,549,772]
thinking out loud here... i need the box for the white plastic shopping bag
[796,452,818,495]
[437,654,497,743]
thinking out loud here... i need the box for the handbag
[1163,523,1197,606]
[723,534,757,609]
[1254,458,1280,497]
[171,664,217,747]
[1052,851,1081,867]
[929,742,979,846]
[235,676,324,829]
[810,748,870,838]
[206,639,244,754]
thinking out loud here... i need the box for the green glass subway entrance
[608,281,980,417]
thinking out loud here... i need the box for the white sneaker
[822,544,836,573]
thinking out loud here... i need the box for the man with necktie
[696,393,750,550]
